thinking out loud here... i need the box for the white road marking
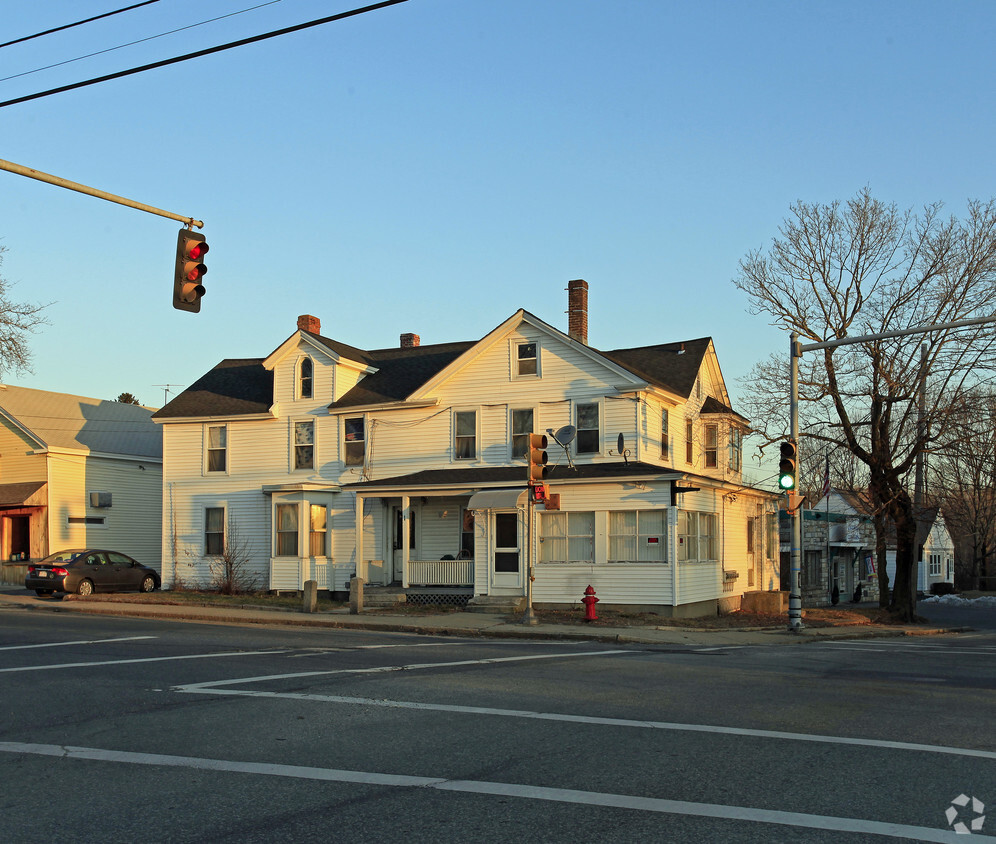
[693,646,747,652]
[0,741,988,843]
[173,649,629,691]
[0,650,285,674]
[0,635,156,651]
[173,685,996,762]
[822,645,994,656]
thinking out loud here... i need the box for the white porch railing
[408,558,473,587]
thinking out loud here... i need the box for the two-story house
[153,281,780,617]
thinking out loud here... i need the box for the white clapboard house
[153,281,780,616]
[0,385,162,584]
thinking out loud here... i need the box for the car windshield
[41,550,84,564]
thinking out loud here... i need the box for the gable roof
[0,384,161,458]
[152,359,273,420]
[155,318,740,420]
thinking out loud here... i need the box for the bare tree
[735,189,996,621]
[208,515,260,595]
[0,246,50,377]
[929,388,996,590]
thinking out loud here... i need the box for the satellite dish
[552,425,577,446]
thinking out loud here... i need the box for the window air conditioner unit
[89,492,112,508]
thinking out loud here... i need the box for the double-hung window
[729,426,743,472]
[454,411,476,460]
[299,357,313,399]
[539,512,594,563]
[516,342,538,376]
[205,507,225,556]
[511,408,533,459]
[576,402,599,454]
[207,425,227,472]
[309,505,327,557]
[677,511,718,562]
[685,420,694,464]
[294,420,315,470]
[704,423,718,468]
[608,510,666,563]
[661,408,670,459]
[344,417,364,466]
[275,503,299,556]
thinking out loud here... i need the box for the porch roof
[0,481,46,508]
[346,462,684,494]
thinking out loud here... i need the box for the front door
[491,511,522,590]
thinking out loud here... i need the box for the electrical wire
[0,0,409,110]
[0,1,161,50]
[0,1,285,85]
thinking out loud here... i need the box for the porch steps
[465,595,526,614]
[361,586,407,609]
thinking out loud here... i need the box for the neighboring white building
[153,281,780,616]
[0,385,162,582]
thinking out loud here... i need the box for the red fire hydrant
[582,584,599,622]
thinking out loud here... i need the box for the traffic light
[527,433,548,484]
[778,439,798,491]
[173,228,209,312]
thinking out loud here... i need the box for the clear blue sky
[2,1,993,455]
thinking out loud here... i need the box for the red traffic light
[173,228,209,313]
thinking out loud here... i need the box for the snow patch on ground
[921,594,996,608]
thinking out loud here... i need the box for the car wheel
[76,579,94,597]
[140,575,156,593]
[35,589,53,596]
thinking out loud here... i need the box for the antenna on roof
[547,425,577,470]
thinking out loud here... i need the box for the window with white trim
[309,504,328,557]
[704,423,718,468]
[539,512,594,563]
[576,403,599,454]
[608,511,666,562]
[516,342,538,376]
[677,511,718,562]
[275,503,299,556]
[729,426,743,472]
[344,417,364,466]
[205,507,225,556]
[929,554,941,576]
[661,408,669,459]
[206,424,227,473]
[685,420,693,464]
[299,357,313,399]
[294,420,315,470]
[511,408,533,459]
[67,516,106,527]
[454,410,477,460]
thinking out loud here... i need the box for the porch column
[401,494,410,589]
[354,494,365,582]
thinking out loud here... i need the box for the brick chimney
[400,332,421,348]
[297,314,321,334]
[567,279,588,344]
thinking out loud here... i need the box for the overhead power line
[0,0,410,110]
[0,1,285,84]
[0,1,161,50]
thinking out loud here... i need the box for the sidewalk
[0,586,962,646]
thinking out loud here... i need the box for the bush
[929,582,956,596]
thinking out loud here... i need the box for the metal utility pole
[0,157,203,228]
[788,314,996,631]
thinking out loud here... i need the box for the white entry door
[392,506,415,583]
[491,511,522,590]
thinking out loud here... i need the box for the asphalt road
[0,608,993,843]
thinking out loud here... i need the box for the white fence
[408,558,474,587]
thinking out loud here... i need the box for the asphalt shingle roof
[152,359,272,419]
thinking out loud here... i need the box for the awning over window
[0,481,46,508]
[467,488,527,510]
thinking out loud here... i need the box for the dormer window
[516,342,538,377]
[299,357,313,399]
